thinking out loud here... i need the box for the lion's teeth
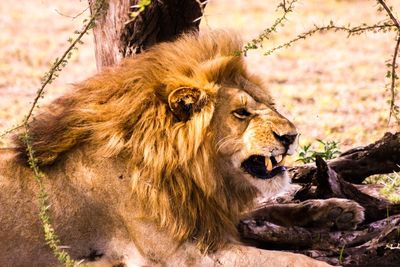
[265,157,273,171]
[275,155,283,163]
[278,156,287,166]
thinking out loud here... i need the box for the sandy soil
[0,0,399,152]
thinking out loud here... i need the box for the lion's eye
[232,108,251,119]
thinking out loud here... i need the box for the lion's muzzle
[241,154,287,179]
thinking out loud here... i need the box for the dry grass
[0,0,399,151]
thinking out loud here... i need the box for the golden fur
[1,31,331,266]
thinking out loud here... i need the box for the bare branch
[23,5,105,127]
[0,124,22,139]
[264,22,397,56]
[377,0,400,29]
[389,35,400,121]
[376,0,400,122]
[242,0,298,55]
[54,6,90,20]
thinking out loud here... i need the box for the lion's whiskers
[216,135,242,153]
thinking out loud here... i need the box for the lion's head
[15,31,297,252]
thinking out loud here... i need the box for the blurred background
[0,0,399,152]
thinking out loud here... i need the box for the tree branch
[389,35,400,120]
[377,0,400,29]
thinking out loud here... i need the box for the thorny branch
[23,4,105,127]
[389,36,400,121]
[254,0,400,122]
[377,0,400,29]
[55,6,90,20]
[242,0,298,55]
[0,124,22,139]
[239,0,400,123]
[377,0,400,122]
[263,22,397,56]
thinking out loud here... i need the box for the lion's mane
[15,31,259,251]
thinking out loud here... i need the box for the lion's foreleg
[246,198,364,230]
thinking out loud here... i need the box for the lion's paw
[302,198,364,230]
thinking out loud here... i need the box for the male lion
[0,31,363,266]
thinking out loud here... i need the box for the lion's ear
[168,87,205,121]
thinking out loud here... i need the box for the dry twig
[242,0,298,55]
[376,0,400,122]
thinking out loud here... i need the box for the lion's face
[211,82,298,198]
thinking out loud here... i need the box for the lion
[0,31,363,266]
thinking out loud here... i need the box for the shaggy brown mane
[14,31,260,251]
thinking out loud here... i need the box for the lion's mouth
[241,155,287,179]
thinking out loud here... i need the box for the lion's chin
[244,170,290,200]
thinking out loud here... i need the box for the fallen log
[239,215,400,266]
[241,133,400,266]
[294,156,400,223]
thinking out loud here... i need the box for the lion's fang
[265,157,273,171]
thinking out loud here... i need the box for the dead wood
[293,156,400,223]
[239,215,400,266]
[241,133,400,266]
[240,204,400,266]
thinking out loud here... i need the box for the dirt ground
[0,0,399,154]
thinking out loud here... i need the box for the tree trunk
[89,0,207,70]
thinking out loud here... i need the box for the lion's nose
[273,132,298,150]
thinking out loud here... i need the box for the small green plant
[364,172,400,204]
[338,244,346,264]
[380,172,400,204]
[131,0,152,17]
[296,139,341,164]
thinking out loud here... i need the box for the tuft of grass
[364,172,400,204]
[296,139,341,164]
[338,244,346,265]
[380,172,400,204]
